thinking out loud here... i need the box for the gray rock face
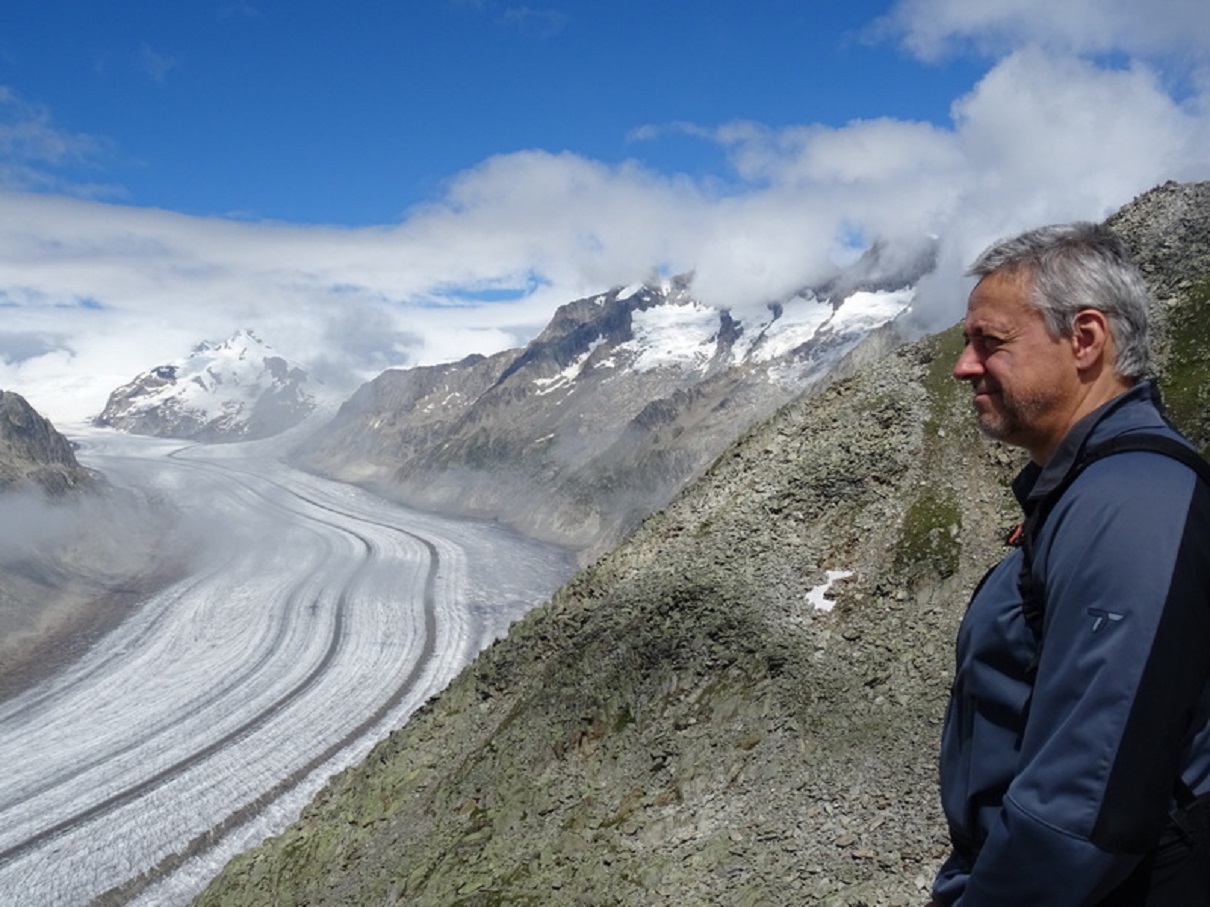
[0,390,96,495]
[294,248,935,561]
[94,330,317,443]
[195,181,1210,907]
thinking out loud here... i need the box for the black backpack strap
[1012,432,1210,809]
[1016,433,1210,643]
[1080,433,1210,486]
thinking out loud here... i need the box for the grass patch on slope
[1158,277,1210,453]
[893,325,965,581]
[893,492,962,579]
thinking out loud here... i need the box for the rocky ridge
[0,390,97,494]
[195,181,1210,906]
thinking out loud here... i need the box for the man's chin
[975,413,1012,443]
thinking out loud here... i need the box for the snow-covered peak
[94,331,318,442]
[730,295,834,364]
[192,328,267,358]
[526,278,916,398]
[734,287,914,365]
[534,337,607,395]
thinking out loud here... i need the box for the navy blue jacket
[934,381,1210,905]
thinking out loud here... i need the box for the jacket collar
[1011,380,1168,512]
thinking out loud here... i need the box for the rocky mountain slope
[292,243,934,562]
[0,389,98,494]
[95,330,317,442]
[0,391,183,698]
[195,181,1210,906]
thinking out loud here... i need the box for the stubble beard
[972,385,1055,450]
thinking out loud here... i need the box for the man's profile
[930,223,1210,905]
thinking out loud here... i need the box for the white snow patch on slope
[736,294,835,364]
[827,288,914,334]
[732,288,911,366]
[533,337,605,395]
[616,283,645,301]
[619,302,720,373]
[807,570,853,612]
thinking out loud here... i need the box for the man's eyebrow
[961,323,1011,347]
[965,321,1009,337]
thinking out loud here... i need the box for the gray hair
[967,222,1151,379]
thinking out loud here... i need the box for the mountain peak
[94,331,318,442]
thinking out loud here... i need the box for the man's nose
[952,343,982,381]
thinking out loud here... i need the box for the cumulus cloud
[877,0,1210,69]
[653,46,1209,321]
[1,3,1209,425]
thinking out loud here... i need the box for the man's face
[953,270,1080,459]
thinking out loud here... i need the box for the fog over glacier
[0,429,574,905]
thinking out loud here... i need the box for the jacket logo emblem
[1088,608,1126,632]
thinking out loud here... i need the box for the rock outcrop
[0,390,97,495]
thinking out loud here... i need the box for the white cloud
[713,118,963,188]
[952,50,1206,203]
[0,87,118,197]
[879,0,1210,67]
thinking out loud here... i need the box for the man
[930,222,1210,905]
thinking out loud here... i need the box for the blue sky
[1,1,983,223]
[1,0,1209,421]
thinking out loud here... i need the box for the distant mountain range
[292,240,936,559]
[86,241,935,557]
[93,329,318,442]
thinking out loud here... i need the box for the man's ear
[1070,309,1112,371]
